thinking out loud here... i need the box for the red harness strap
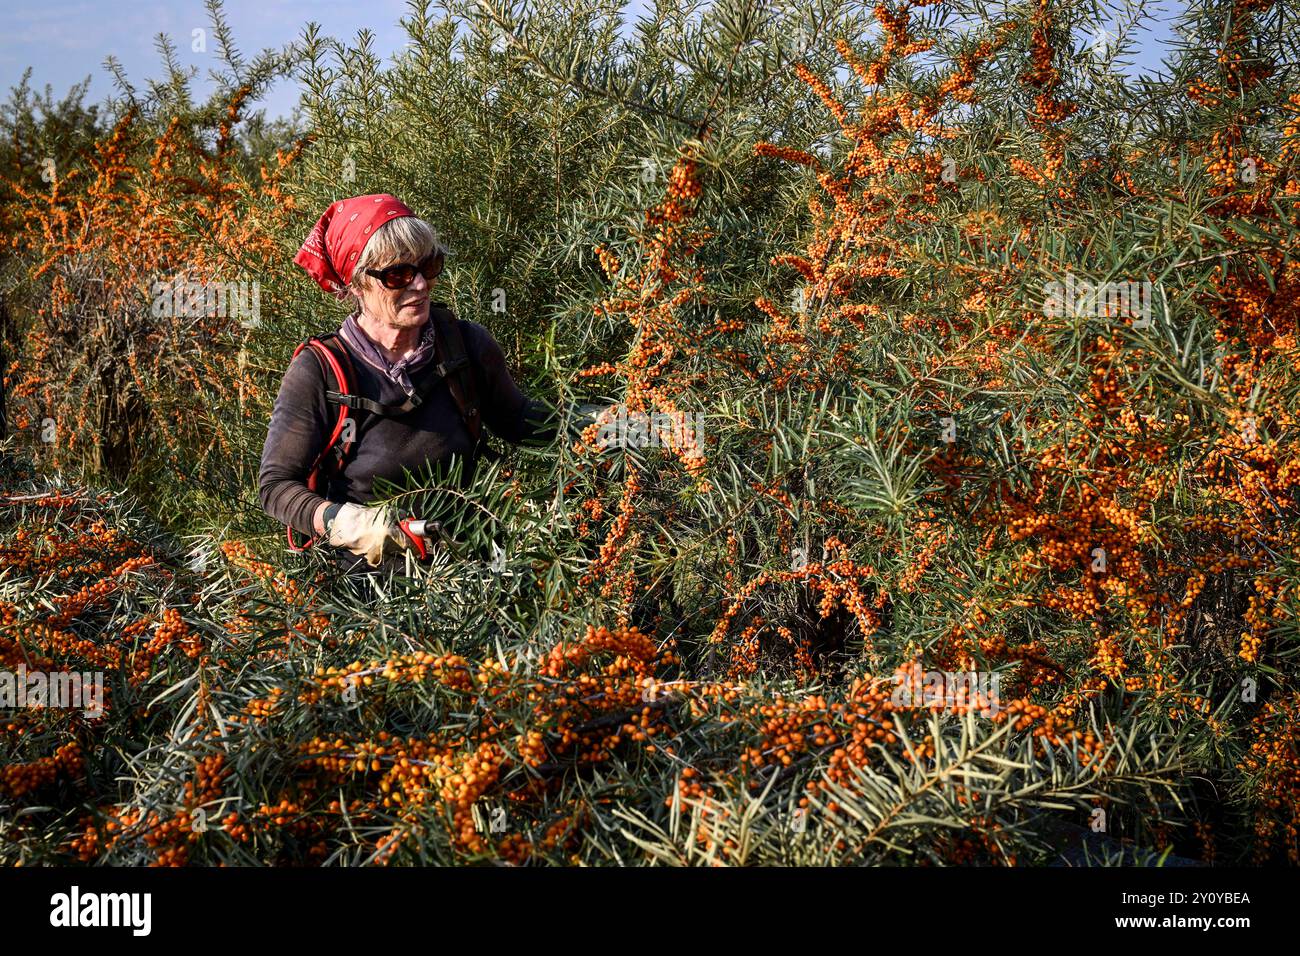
[286,336,355,552]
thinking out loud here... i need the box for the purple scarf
[338,311,438,396]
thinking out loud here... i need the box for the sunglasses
[364,249,445,290]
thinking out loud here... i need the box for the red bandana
[293,193,415,298]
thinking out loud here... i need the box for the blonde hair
[350,216,445,292]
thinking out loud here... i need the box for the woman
[258,193,555,575]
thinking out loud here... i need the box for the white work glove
[325,503,417,568]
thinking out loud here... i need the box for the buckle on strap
[326,389,420,417]
[434,356,469,378]
[325,389,372,411]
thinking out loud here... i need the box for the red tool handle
[396,517,429,560]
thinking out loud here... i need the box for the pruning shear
[398,518,466,560]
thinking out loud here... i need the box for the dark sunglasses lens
[422,251,444,279]
[381,265,417,289]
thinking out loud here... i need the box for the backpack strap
[429,305,502,463]
[286,333,359,552]
[321,355,470,417]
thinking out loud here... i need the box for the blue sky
[3,0,1184,122]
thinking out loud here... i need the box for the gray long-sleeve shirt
[258,314,554,539]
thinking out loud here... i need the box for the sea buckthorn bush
[1,0,1298,865]
[0,12,303,529]
[0,458,1193,865]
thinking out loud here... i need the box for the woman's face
[353,260,432,329]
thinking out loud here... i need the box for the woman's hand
[326,503,423,567]
[567,401,618,442]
